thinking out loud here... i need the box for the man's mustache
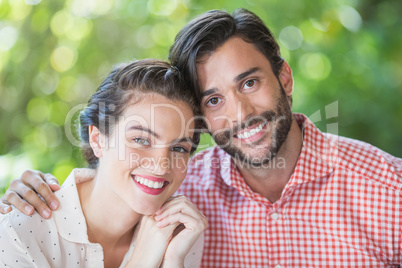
[213,110,277,139]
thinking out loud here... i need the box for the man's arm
[0,170,61,218]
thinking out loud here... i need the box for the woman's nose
[143,148,171,176]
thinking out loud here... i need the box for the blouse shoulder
[0,210,50,266]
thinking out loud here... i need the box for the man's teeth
[237,122,265,139]
[135,176,165,189]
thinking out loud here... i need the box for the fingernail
[50,202,58,210]
[25,206,33,214]
[42,210,50,218]
[3,206,11,213]
[154,215,161,221]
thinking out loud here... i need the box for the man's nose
[225,94,255,126]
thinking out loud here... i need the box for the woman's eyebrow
[173,136,195,145]
[126,125,160,139]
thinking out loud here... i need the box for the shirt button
[275,265,281,268]
[271,212,280,220]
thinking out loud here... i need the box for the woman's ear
[89,125,103,158]
[279,61,294,97]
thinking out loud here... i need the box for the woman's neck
[76,174,141,249]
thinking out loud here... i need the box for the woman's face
[96,93,195,215]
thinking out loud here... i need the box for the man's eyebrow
[201,88,217,99]
[126,125,160,139]
[201,67,260,99]
[234,67,260,83]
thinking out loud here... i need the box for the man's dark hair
[169,8,289,105]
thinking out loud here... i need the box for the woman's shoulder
[0,209,59,266]
[0,207,58,243]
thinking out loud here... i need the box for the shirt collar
[53,168,96,244]
[288,113,336,186]
[52,168,138,265]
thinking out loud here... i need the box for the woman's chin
[133,204,161,216]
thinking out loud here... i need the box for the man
[2,9,401,267]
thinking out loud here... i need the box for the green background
[1,0,401,194]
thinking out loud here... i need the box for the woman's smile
[132,174,169,195]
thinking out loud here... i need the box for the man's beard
[211,87,292,167]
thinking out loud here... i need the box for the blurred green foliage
[0,0,401,194]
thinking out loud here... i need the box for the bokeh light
[338,5,362,32]
[279,26,303,51]
[299,53,332,80]
[50,45,77,72]
[0,25,18,51]
[148,0,177,16]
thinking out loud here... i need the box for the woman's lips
[131,175,169,195]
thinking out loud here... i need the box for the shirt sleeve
[0,214,36,267]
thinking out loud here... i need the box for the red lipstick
[131,175,169,195]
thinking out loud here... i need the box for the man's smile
[233,121,269,144]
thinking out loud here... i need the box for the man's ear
[89,125,103,158]
[278,61,294,97]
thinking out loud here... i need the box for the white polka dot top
[0,169,136,267]
[0,168,203,267]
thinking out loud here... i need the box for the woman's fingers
[127,215,179,267]
[160,197,207,266]
[155,195,205,222]
[154,196,207,232]
[156,210,207,233]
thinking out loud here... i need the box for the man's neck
[235,117,303,203]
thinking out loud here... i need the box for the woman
[0,59,207,267]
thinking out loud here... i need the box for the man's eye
[133,138,150,146]
[243,79,256,90]
[206,97,221,106]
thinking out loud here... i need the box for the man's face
[196,37,294,166]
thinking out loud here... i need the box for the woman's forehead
[120,93,195,137]
[124,93,193,116]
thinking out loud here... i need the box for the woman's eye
[170,146,189,153]
[243,79,256,90]
[206,97,221,106]
[133,138,150,146]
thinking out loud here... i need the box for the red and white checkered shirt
[177,113,402,268]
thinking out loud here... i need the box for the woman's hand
[0,170,60,218]
[127,214,178,268]
[155,195,207,268]
[127,195,207,268]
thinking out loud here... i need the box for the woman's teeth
[236,122,266,139]
[135,176,165,189]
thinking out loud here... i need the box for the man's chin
[220,143,276,167]
[237,152,275,166]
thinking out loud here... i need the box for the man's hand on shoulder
[0,170,60,219]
